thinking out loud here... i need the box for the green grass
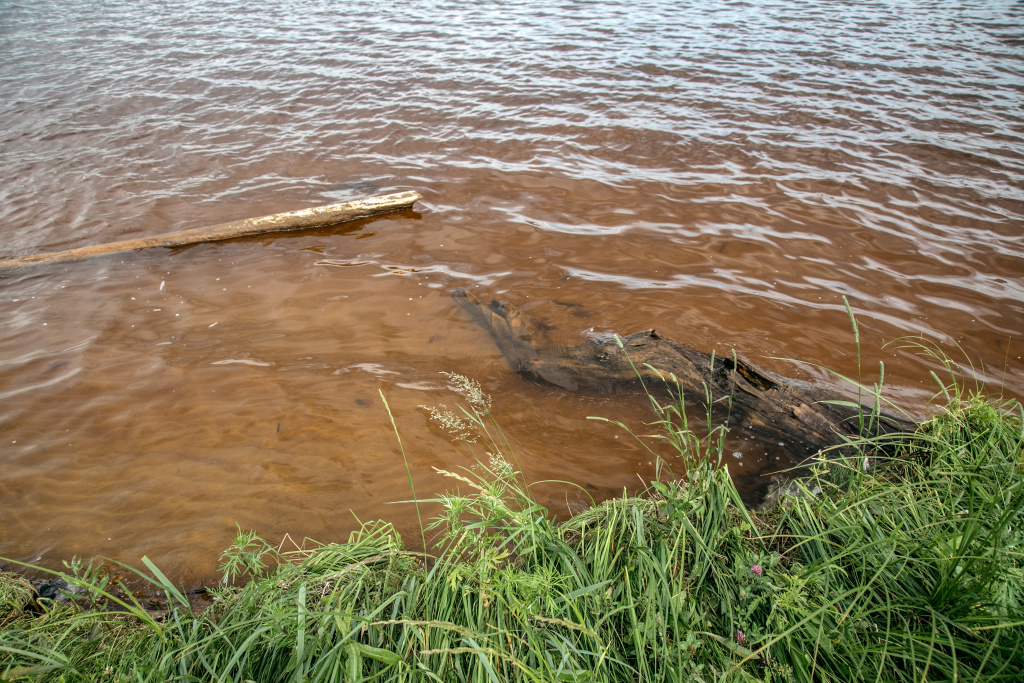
[2,373,1023,681]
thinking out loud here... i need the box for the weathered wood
[0,190,421,270]
[454,289,915,463]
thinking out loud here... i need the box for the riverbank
[2,380,1023,681]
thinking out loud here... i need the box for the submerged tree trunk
[454,289,914,465]
[0,190,421,270]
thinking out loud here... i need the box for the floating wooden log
[0,190,421,271]
[454,289,915,464]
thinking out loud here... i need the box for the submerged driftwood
[454,289,914,464]
[0,190,421,271]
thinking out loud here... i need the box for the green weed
[1,361,1022,681]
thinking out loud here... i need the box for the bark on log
[454,289,915,464]
[0,190,421,271]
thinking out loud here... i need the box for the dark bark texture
[454,289,914,464]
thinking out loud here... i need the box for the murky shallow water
[2,0,1023,585]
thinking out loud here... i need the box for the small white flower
[441,372,491,413]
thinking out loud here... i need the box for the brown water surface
[2,0,1023,586]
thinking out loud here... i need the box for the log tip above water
[0,190,422,271]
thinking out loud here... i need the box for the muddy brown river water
[2,0,1023,586]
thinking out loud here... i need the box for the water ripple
[1,0,1023,580]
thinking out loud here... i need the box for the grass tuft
[2,371,1023,681]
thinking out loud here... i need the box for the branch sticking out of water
[0,190,421,270]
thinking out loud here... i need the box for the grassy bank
[2,374,1023,681]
